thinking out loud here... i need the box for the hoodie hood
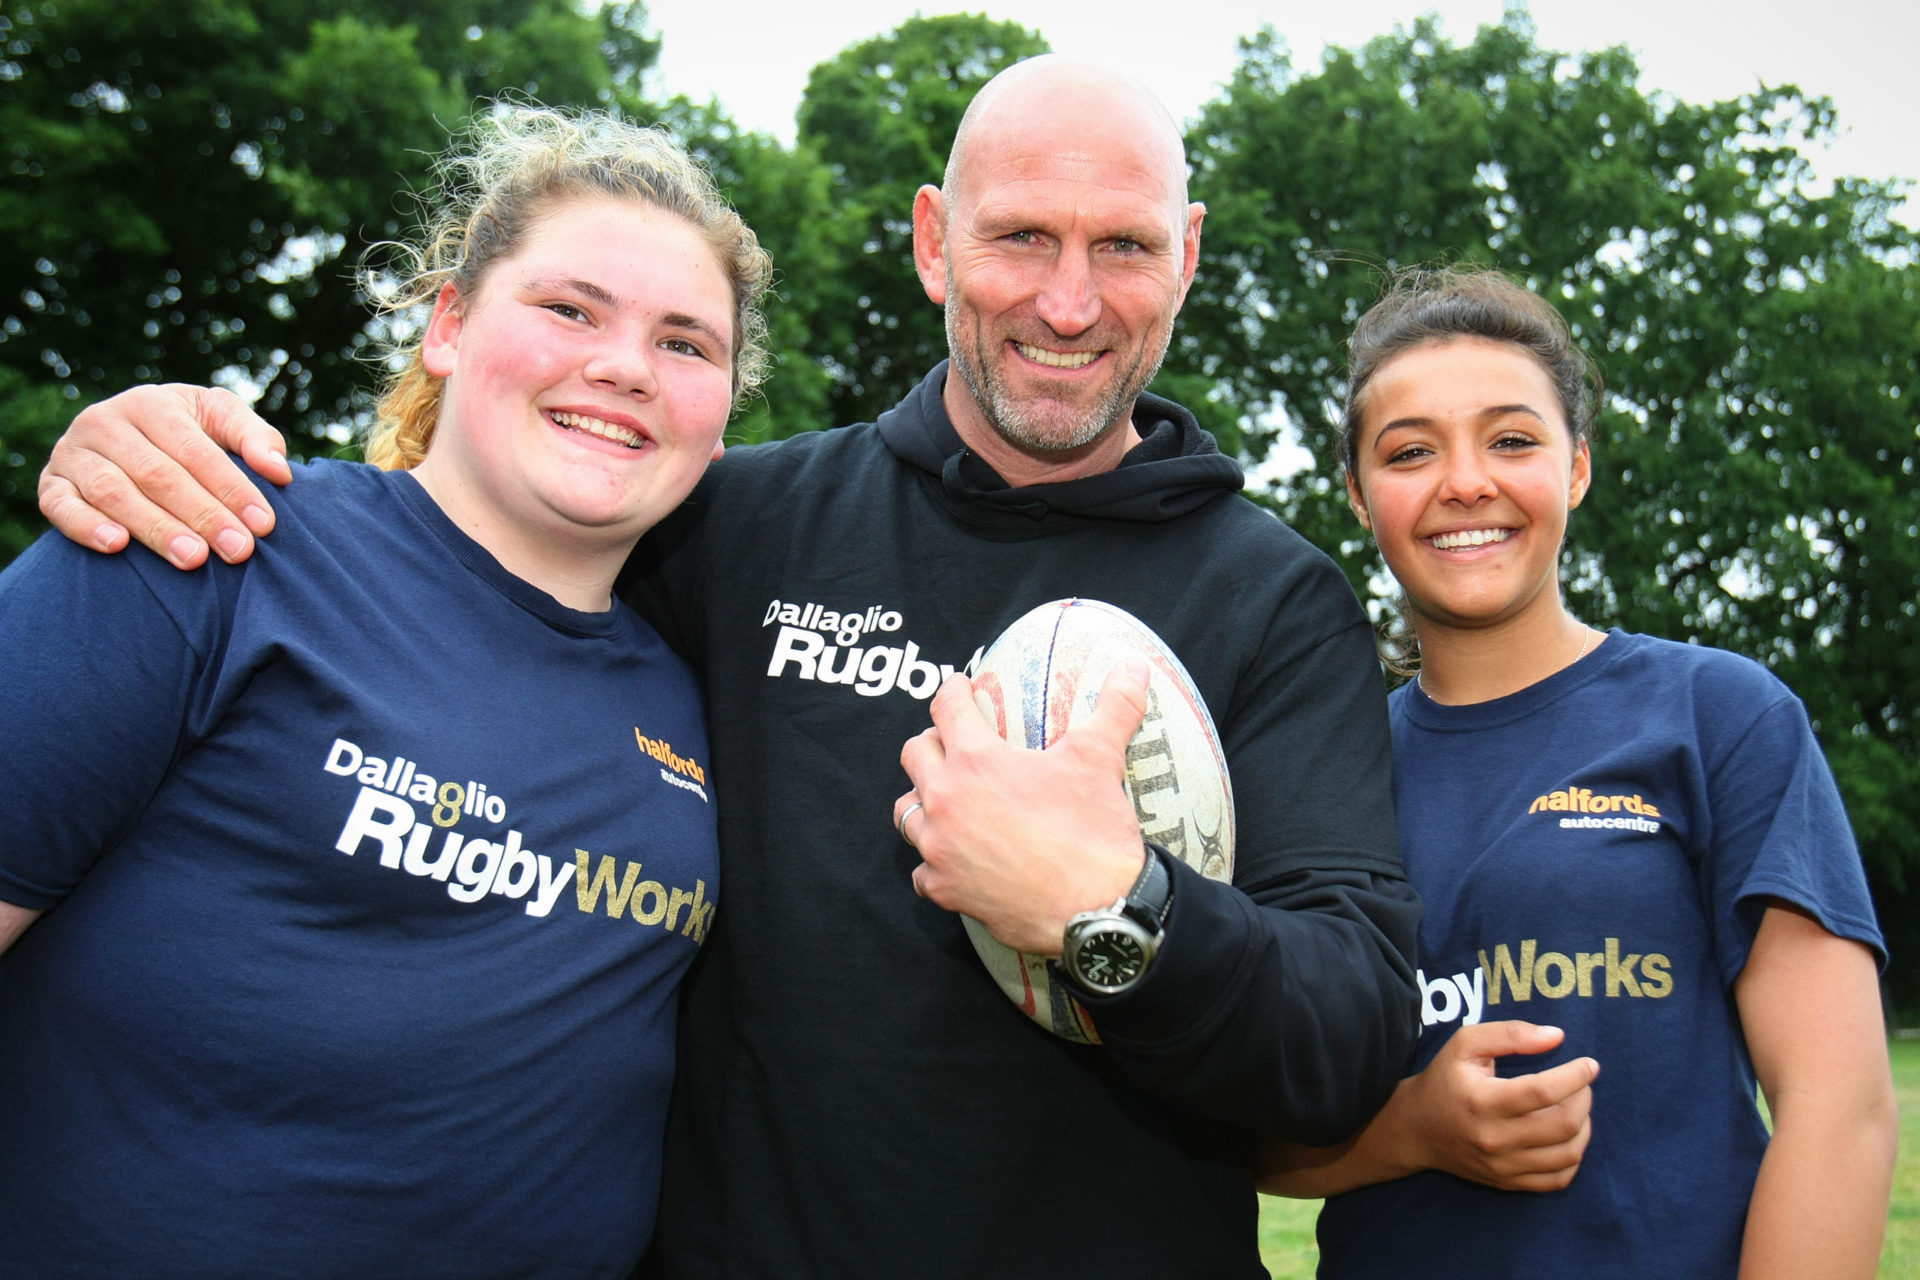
[875,362,1244,526]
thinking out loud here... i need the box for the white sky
[640,0,1916,226]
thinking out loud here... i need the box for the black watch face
[1076,931,1147,990]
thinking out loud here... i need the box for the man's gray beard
[944,294,1164,456]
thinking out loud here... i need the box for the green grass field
[1258,1036,1920,1279]
[1887,1035,1919,1280]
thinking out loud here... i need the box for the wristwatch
[1058,846,1173,996]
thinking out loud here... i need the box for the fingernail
[94,523,121,552]
[1124,656,1150,682]
[169,534,204,565]
[268,451,286,470]
[214,529,249,562]
[242,503,272,534]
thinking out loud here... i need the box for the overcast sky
[638,0,1915,225]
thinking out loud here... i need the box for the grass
[1885,1034,1919,1280]
[1256,1192,1321,1278]
[1258,1036,1919,1279]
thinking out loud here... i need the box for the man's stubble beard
[943,277,1170,457]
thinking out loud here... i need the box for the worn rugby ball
[964,598,1235,1043]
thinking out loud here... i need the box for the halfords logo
[634,730,705,785]
[762,598,973,700]
[635,729,709,802]
[1529,787,1661,817]
[1530,786,1664,834]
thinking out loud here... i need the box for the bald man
[39,57,1418,1279]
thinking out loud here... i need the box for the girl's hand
[1400,1019,1599,1191]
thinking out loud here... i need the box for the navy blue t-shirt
[0,460,718,1277]
[1315,632,1883,1279]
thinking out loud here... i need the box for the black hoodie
[626,364,1418,1280]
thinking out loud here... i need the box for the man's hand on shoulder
[39,384,293,568]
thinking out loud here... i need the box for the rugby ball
[964,598,1234,1043]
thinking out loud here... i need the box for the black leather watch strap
[1122,845,1173,932]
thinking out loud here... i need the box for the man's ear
[1172,202,1205,312]
[421,283,466,378]
[912,184,949,306]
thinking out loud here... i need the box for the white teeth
[1430,528,1511,549]
[1015,343,1098,369]
[551,411,644,449]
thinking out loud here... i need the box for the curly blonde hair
[365,103,772,470]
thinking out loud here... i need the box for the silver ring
[897,801,925,843]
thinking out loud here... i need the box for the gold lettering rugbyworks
[574,850,714,942]
[1477,937,1672,1005]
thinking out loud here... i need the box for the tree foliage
[0,0,657,554]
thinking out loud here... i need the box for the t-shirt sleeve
[0,535,212,908]
[1701,678,1886,985]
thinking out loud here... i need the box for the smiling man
[38,56,1419,1280]
[919,61,1204,477]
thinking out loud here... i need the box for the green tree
[793,13,1049,428]
[1175,8,1919,1010]
[0,0,659,557]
